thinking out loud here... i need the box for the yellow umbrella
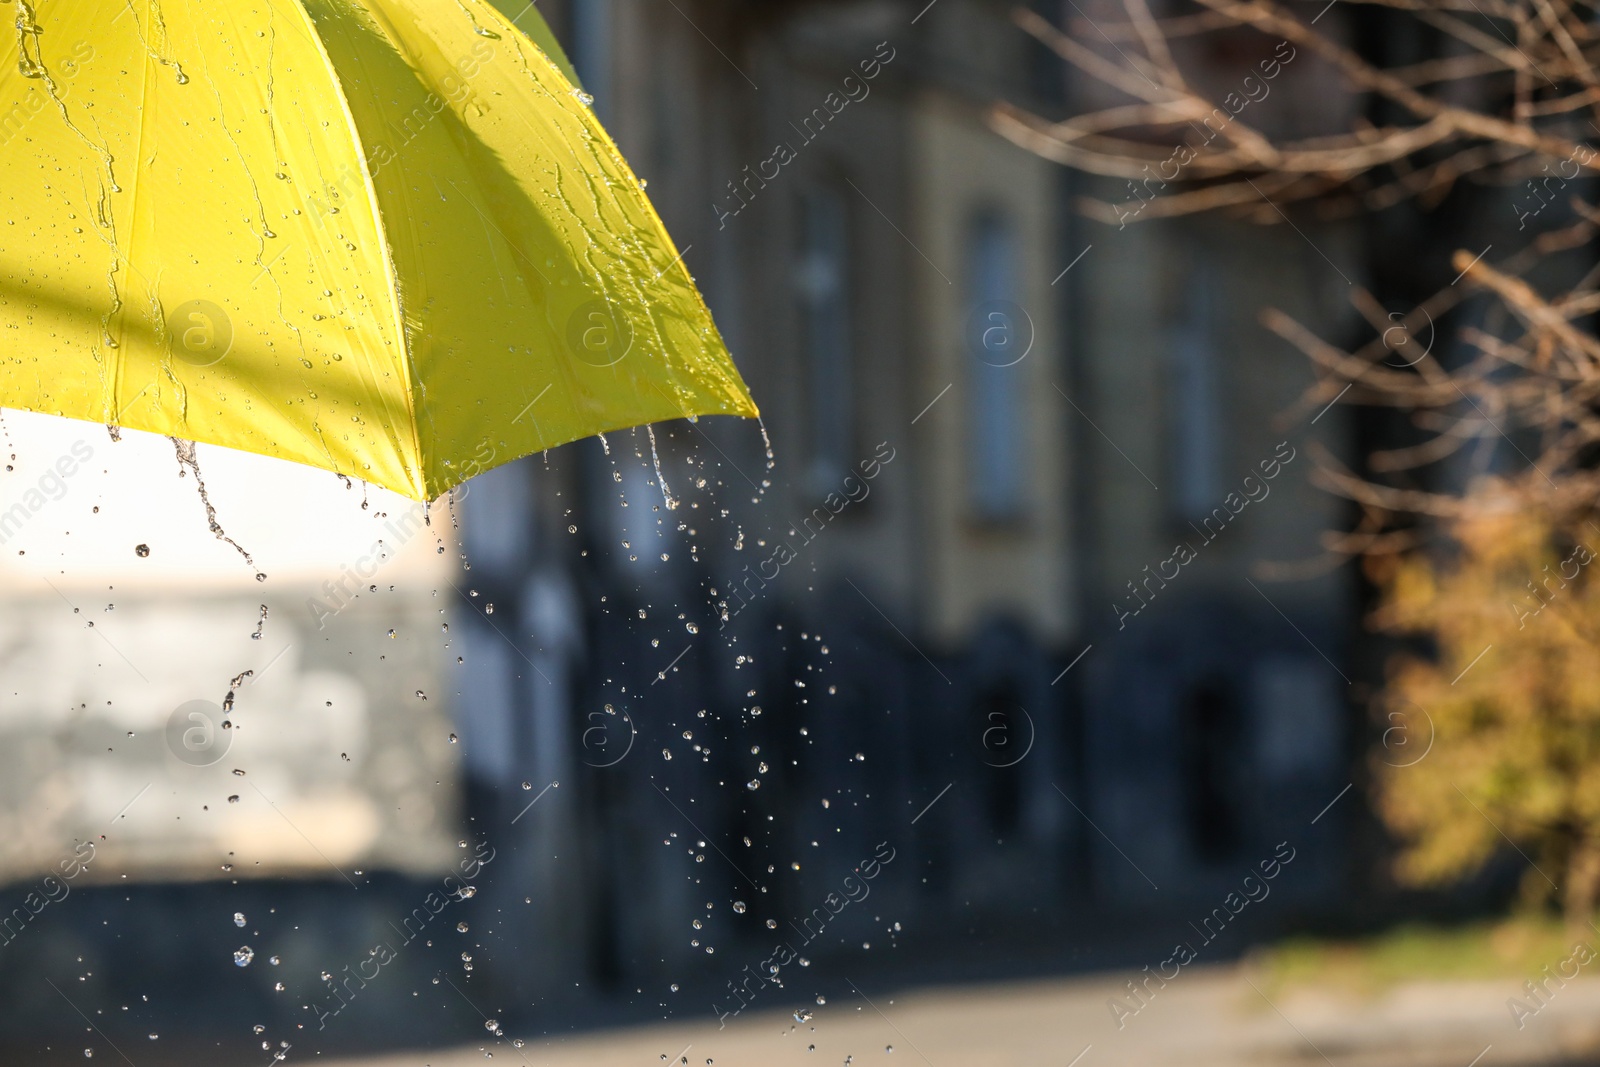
[0,0,756,501]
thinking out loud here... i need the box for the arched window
[797,187,854,489]
[967,213,1026,521]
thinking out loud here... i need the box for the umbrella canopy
[0,0,757,501]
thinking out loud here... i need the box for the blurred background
[6,0,1600,1063]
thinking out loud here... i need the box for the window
[1180,675,1243,863]
[1169,263,1221,522]
[797,188,854,490]
[967,213,1026,521]
[569,0,612,121]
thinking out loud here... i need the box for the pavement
[319,963,1600,1067]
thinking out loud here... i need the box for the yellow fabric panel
[0,0,421,493]
[0,0,756,500]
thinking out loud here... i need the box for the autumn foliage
[1371,508,1600,926]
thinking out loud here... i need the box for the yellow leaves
[1373,514,1600,894]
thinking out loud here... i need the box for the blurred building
[455,0,1362,1004]
[0,0,1366,1048]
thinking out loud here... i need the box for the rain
[3,0,1600,1065]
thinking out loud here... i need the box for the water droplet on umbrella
[447,733,458,744]
[732,901,747,913]
[234,946,254,967]
[233,912,246,928]
[134,544,149,557]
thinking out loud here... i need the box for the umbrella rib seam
[281,0,427,500]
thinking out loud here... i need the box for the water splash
[12,2,45,79]
[250,604,268,641]
[645,425,677,510]
[757,418,775,473]
[170,439,266,580]
[756,418,777,500]
[222,669,254,715]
